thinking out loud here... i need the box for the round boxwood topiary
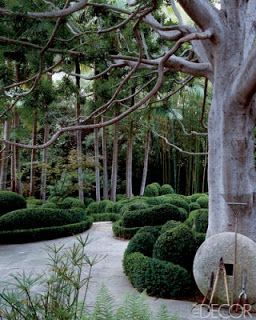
[153,224,196,270]
[125,231,158,257]
[0,191,26,216]
[189,202,201,211]
[136,225,161,238]
[190,193,208,203]
[160,220,182,234]
[41,202,58,209]
[123,203,186,228]
[87,200,114,214]
[160,184,174,195]
[144,183,161,197]
[196,195,209,208]
[123,252,192,298]
[0,208,85,231]
[112,219,141,239]
[185,209,208,233]
[58,197,85,209]
[194,231,206,249]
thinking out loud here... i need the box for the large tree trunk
[0,120,10,190]
[207,93,256,241]
[29,110,38,196]
[140,129,151,196]
[102,116,109,199]
[126,119,133,198]
[110,120,119,201]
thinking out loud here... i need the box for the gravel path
[0,222,254,319]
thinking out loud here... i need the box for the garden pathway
[0,222,254,320]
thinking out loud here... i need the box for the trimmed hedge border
[91,213,121,222]
[0,191,26,216]
[123,252,192,298]
[123,203,185,228]
[112,219,141,239]
[0,218,93,244]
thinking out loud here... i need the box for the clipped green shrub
[112,219,140,239]
[160,220,182,234]
[84,197,94,207]
[87,200,114,214]
[26,197,43,208]
[91,213,121,222]
[0,208,85,231]
[153,224,195,270]
[194,232,206,249]
[190,193,207,203]
[0,191,26,216]
[120,200,149,215]
[189,202,201,211]
[0,218,92,244]
[123,204,185,228]
[123,252,192,298]
[185,209,208,233]
[160,184,174,195]
[144,183,161,197]
[136,225,161,238]
[59,197,85,209]
[41,202,58,209]
[196,195,209,208]
[145,195,189,213]
[125,232,157,257]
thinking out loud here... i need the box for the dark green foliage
[125,232,157,257]
[194,232,206,249]
[123,204,185,228]
[0,208,85,231]
[153,224,195,270]
[26,197,43,208]
[136,226,161,238]
[91,213,121,222]
[185,209,208,233]
[58,197,85,209]
[123,252,192,298]
[87,200,114,214]
[144,183,161,197]
[112,219,141,239]
[189,202,201,211]
[41,202,58,209]
[190,193,208,203]
[120,201,149,215]
[84,197,94,207]
[160,220,182,234]
[196,195,209,208]
[0,218,92,244]
[160,184,174,195]
[145,195,189,212]
[0,191,26,216]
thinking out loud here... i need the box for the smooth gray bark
[102,116,109,199]
[0,120,9,190]
[40,115,49,201]
[140,130,151,196]
[94,121,101,202]
[29,110,38,196]
[110,120,119,202]
[126,119,133,198]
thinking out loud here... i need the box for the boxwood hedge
[0,191,26,216]
[123,252,192,298]
[123,203,186,228]
[0,208,85,231]
[153,224,196,270]
[112,219,141,239]
[185,209,208,233]
[0,218,92,244]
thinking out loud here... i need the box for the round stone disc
[193,232,256,305]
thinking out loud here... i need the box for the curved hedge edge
[123,252,193,298]
[91,213,121,222]
[0,218,93,244]
[112,219,141,239]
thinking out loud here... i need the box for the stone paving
[0,222,254,320]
